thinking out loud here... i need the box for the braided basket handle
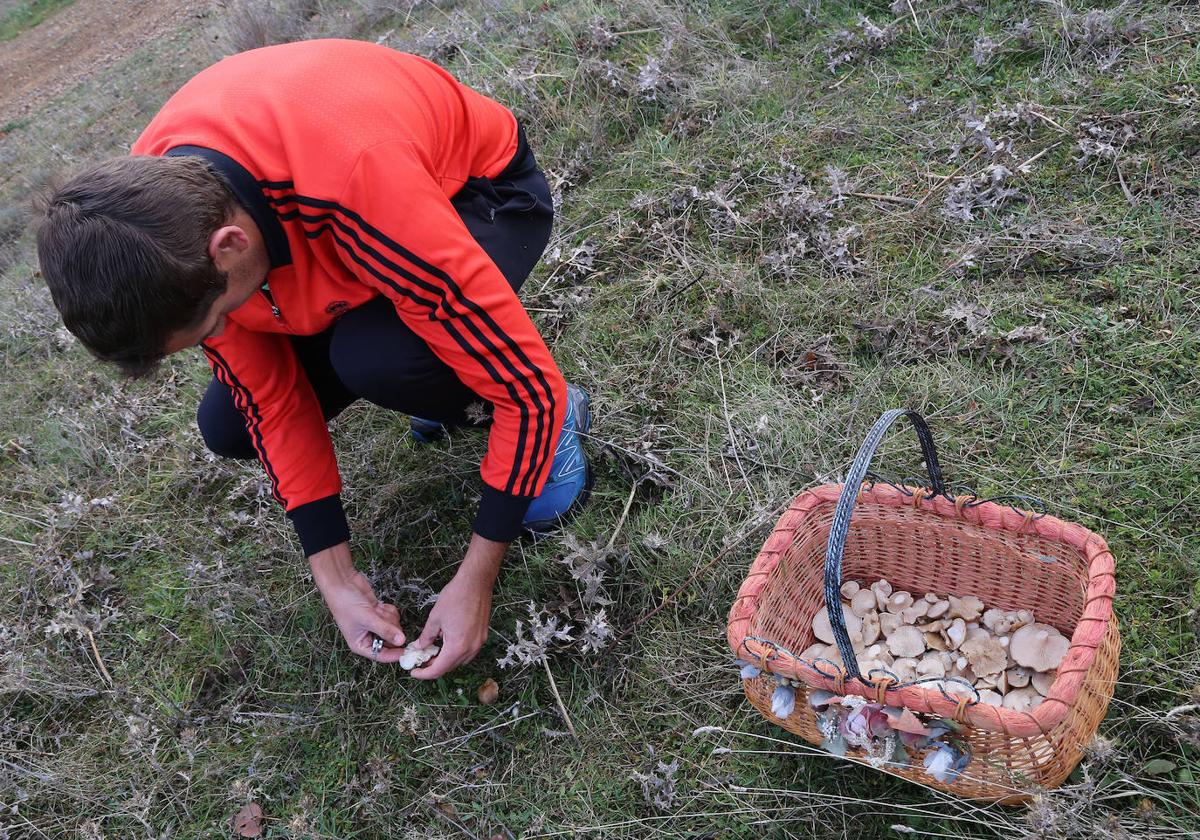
[824,409,946,682]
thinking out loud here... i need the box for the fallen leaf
[230,802,264,837]
[477,678,500,706]
[1142,758,1176,776]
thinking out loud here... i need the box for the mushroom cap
[1010,623,1069,672]
[923,592,939,604]
[1031,670,1055,696]
[944,618,967,651]
[960,636,1008,677]
[800,643,827,661]
[975,669,1009,693]
[879,612,902,637]
[965,624,991,643]
[915,657,945,678]
[1013,610,1035,630]
[399,644,441,670]
[900,602,930,624]
[850,589,877,617]
[812,605,862,645]
[1001,686,1041,713]
[1006,666,1032,688]
[891,657,919,681]
[924,631,948,651]
[926,599,950,619]
[917,619,947,633]
[981,608,1013,634]
[859,611,881,647]
[978,689,1005,707]
[871,579,893,610]
[886,591,914,614]
[840,580,861,600]
[885,626,926,658]
[947,595,985,622]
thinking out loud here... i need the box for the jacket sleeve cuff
[473,484,534,543]
[288,494,351,556]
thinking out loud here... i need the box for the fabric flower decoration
[733,658,761,679]
[922,742,970,784]
[771,682,796,719]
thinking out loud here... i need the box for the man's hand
[310,542,407,663]
[411,534,506,680]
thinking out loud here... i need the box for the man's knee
[197,394,256,460]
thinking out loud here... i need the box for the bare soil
[0,0,209,125]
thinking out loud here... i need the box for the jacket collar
[165,145,292,269]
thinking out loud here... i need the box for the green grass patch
[0,0,75,42]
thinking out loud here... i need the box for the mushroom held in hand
[1010,624,1069,673]
[399,644,441,671]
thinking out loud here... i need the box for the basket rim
[727,481,1117,739]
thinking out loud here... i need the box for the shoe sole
[523,388,593,538]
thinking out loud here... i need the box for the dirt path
[0,0,210,125]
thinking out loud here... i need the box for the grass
[1,0,1198,837]
[0,0,74,42]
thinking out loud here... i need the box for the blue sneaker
[410,416,446,444]
[523,384,592,535]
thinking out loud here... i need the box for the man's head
[36,155,267,376]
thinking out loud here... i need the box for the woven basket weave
[726,410,1119,803]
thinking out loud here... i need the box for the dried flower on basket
[804,579,1069,710]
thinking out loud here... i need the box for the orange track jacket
[132,40,567,554]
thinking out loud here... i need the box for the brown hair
[36,155,236,377]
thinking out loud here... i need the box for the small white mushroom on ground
[947,595,984,622]
[944,618,967,651]
[1006,667,1032,688]
[978,689,1004,707]
[859,611,881,646]
[399,644,441,670]
[1032,670,1055,696]
[812,605,863,646]
[1010,623,1069,672]
[886,591,914,614]
[871,579,893,611]
[926,598,950,619]
[885,626,926,658]
[982,608,1013,634]
[960,636,1007,677]
[840,580,861,600]
[850,589,877,617]
[1002,686,1041,713]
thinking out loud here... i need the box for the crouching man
[36,39,591,678]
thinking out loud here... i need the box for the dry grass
[0,0,1198,837]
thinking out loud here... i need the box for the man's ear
[207,224,250,270]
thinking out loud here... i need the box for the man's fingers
[415,620,441,651]
[370,613,406,648]
[410,649,457,680]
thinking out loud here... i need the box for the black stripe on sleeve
[269,193,557,496]
[274,201,547,495]
[203,345,286,505]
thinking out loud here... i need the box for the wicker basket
[727,410,1119,804]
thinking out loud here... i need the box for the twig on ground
[849,191,918,206]
[84,628,113,688]
[605,481,640,552]
[543,658,579,742]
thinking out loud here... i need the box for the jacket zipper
[260,283,282,320]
